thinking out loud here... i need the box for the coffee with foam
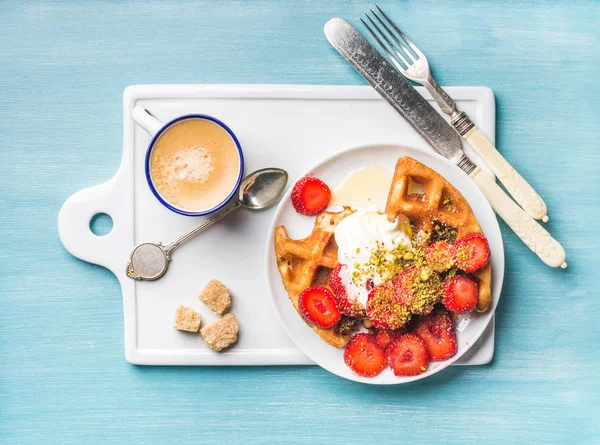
[150,118,240,212]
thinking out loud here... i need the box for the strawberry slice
[451,233,490,273]
[386,334,429,376]
[366,283,411,330]
[298,286,341,328]
[442,276,478,314]
[393,267,418,303]
[426,240,454,272]
[343,333,387,377]
[374,329,402,350]
[414,310,457,361]
[328,263,366,318]
[291,176,331,216]
[393,267,440,315]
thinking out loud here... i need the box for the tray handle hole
[90,213,113,237]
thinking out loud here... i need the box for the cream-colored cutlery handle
[470,168,566,268]
[465,127,549,222]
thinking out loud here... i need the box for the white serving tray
[58,84,497,366]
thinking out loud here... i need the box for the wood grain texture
[0,0,598,444]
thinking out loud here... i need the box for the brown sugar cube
[200,313,239,352]
[198,279,231,315]
[173,305,202,332]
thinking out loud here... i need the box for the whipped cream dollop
[334,211,412,308]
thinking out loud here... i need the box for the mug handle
[131,106,163,135]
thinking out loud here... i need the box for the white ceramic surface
[266,144,504,384]
[57,84,499,366]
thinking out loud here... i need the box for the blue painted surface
[0,1,598,444]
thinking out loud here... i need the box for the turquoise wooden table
[1,1,598,443]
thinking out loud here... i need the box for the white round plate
[265,144,504,384]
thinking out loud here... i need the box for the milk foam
[149,118,240,212]
[166,147,213,183]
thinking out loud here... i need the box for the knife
[325,17,567,268]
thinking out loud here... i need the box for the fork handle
[465,127,549,222]
[470,167,566,268]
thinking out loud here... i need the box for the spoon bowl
[239,168,289,210]
[126,167,288,281]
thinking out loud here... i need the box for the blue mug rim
[144,114,245,217]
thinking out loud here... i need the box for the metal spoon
[125,168,288,281]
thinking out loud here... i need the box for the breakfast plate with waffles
[266,143,504,384]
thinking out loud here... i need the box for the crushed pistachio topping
[431,222,457,243]
[414,229,431,246]
[350,240,417,289]
[402,267,443,315]
[442,196,458,213]
[336,316,359,336]
[443,268,458,281]
[455,246,470,261]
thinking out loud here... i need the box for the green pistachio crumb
[420,267,431,281]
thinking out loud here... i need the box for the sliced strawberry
[386,334,429,376]
[298,286,340,328]
[393,267,418,302]
[328,263,347,299]
[393,267,440,315]
[426,240,454,272]
[442,276,478,314]
[343,333,387,377]
[451,233,490,273]
[414,310,457,361]
[374,329,402,350]
[366,284,411,330]
[291,176,331,216]
[328,263,366,318]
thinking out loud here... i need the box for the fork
[362,6,549,223]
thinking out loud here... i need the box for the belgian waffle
[274,208,354,348]
[385,157,492,311]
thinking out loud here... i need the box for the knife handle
[470,167,566,268]
[464,127,549,222]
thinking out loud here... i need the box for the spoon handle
[163,201,241,255]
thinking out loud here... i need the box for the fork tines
[361,5,425,73]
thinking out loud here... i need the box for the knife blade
[324,17,567,268]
